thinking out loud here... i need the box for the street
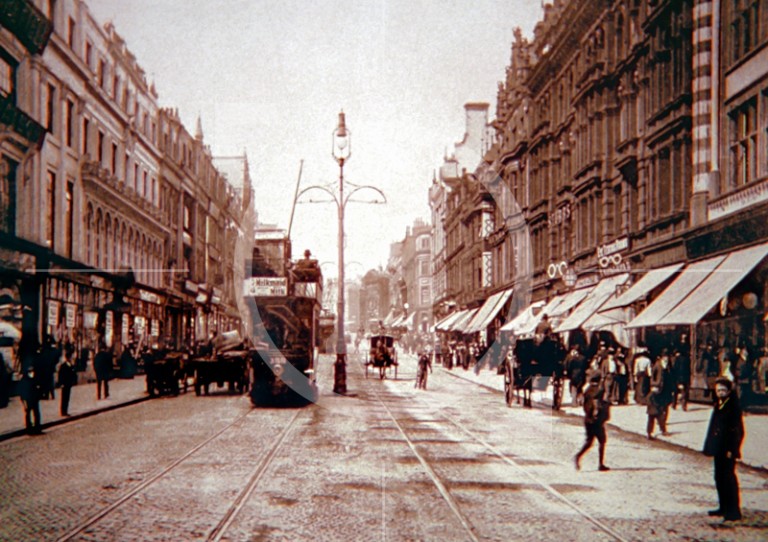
[1,353,767,542]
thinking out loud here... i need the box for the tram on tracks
[244,231,323,406]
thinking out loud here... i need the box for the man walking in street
[703,377,744,522]
[19,367,42,434]
[575,374,611,472]
[647,350,673,439]
[57,344,77,416]
[94,342,112,400]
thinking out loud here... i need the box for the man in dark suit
[94,343,112,400]
[703,377,745,522]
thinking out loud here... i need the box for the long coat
[703,394,744,459]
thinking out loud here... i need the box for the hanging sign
[47,300,60,327]
[122,314,130,344]
[105,311,113,343]
[65,303,76,328]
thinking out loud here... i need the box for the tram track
[56,405,303,542]
[357,355,631,542]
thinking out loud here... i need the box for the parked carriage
[146,351,185,397]
[365,335,398,379]
[503,334,567,409]
[191,331,251,396]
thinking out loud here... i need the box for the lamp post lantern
[332,111,351,394]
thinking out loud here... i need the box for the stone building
[0,0,253,362]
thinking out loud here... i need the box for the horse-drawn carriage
[503,334,567,409]
[364,335,398,379]
[146,350,185,397]
[190,331,251,396]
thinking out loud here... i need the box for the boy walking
[575,374,611,472]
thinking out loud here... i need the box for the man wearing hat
[703,377,744,522]
[575,373,611,471]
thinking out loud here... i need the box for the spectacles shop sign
[244,277,288,297]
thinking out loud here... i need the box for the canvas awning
[389,314,403,328]
[403,312,416,330]
[451,308,480,333]
[382,309,396,327]
[626,255,726,328]
[547,286,593,319]
[500,300,546,335]
[434,312,457,331]
[657,242,768,325]
[436,310,465,331]
[464,288,514,334]
[556,274,629,333]
[600,263,683,311]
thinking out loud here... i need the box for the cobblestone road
[0,353,766,541]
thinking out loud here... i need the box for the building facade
[0,0,253,371]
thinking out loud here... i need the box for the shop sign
[547,204,571,228]
[574,274,599,289]
[134,315,146,333]
[47,300,60,327]
[195,292,208,304]
[243,277,287,297]
[210,295,221,305]
[122,314,130,344]
[151,319,159,337]
[65,303,76,328]
[597,236,630,276]
[184,280,198,293]
[105,311,113,344]
[84,311,98,329]
[139,289,161,304]
[90,275,106,288]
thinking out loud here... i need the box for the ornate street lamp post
[296,112,386,395]
[332,111,351,394]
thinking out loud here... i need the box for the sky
[87,0,543,279]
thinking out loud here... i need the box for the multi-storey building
[434,0,768,372]
[0,0,253,366]
[401,219,432,334]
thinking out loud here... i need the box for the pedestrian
[94,342,112,400]
[416,350,432,389]
[574,374,611,472]
[703,377,744,522]
[565,344,587,406]
[57,344,77,416]
[647,350,673,439]
[633,346,652,405]
[600,347,617,404]
[18,367,42,434]
[672,345,691,411]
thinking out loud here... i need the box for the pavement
[2,364,766,473]
[0,376,151,441]
[439,364,768,472]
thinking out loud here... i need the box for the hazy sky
[87,0,543,278]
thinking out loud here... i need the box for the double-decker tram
[244,230,322,405]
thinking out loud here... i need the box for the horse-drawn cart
[364,335,398,379]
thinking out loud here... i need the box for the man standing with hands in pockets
[703,377,745,522]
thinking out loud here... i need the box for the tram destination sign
[244,277,288,297]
